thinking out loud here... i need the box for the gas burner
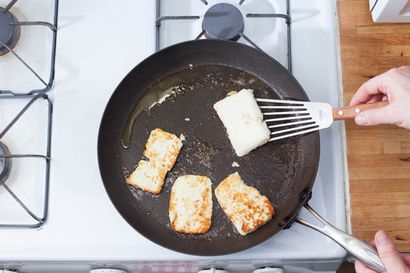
[0,7,20,56]
[202,3,244,41]
[0,94,52,228]
[0,141,11,186]
[156,0,292,71]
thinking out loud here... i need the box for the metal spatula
[256,98,388,142]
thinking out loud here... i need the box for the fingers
[349,73,388,106]
[367,94,385,104]
[355,260,377,273]
[402,254,410,266]
[374,230,408,272]
[355,105,393,126]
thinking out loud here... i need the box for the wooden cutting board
[338,0,410,252]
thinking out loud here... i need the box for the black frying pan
[98,40,385,270]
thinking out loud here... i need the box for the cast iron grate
[0,94,52,228]
[0,0,59,96]
[0,0,58,228]
[155,0,292,72]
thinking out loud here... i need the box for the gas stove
[0,0,348,273]
[0,0,56,228]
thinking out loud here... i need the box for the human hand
[355,230,410,273]
[349,66,410,129]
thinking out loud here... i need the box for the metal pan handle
[296,204,385,273]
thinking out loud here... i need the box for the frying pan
[98,40,384,272]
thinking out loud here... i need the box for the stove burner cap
[0,141,12,187]
[0,7,20,56]
[202,3,244,41]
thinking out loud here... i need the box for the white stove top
[0,0,56,94]
[0,0,347,263]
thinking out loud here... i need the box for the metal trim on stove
[0,0,59,96]
[155,0,292,72]
[0,93,52,228]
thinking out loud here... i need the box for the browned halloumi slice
[126,160,167,195]
[215,172,274,235]
[144,128,183,171]
[169,175,212,234]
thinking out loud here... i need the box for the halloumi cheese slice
[213,89,270,157]
[169,175,212,234]
[126,160,167,195]
[144,128,183,171]
[215,172,274,235]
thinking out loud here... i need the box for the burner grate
[0,0,59,96]
[0,93,52,228]
[0,0,57,228]
[156,0,292,72]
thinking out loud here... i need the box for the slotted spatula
[256,98,388,142]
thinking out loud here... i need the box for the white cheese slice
[214,89,270,156]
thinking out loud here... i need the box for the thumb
[374,230,407,273]
[355,106,394,126]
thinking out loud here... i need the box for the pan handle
[296,204,385,273]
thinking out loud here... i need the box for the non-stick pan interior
[98,40,319,256]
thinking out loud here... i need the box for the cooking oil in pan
[121,64,269,149]
[121,85,181,149]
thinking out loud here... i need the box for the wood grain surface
[338,0,410,252]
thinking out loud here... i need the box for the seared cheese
[126,160,167,195]
[127,128,183,194]
[215,172,274,235]
[144,128,183,171]
[169,175,212,234]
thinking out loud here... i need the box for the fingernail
[355,113,367,125]
[376,231,389,245]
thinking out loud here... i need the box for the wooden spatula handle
[332,101,389,121]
